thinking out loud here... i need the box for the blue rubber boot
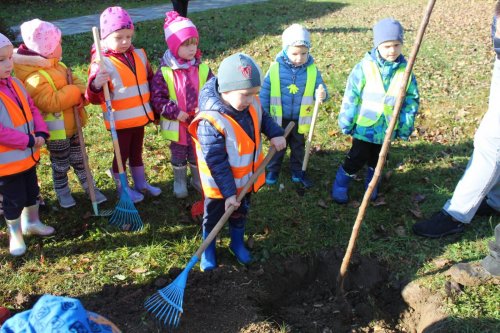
[200,227,217,272]
[266,171,279,185]
[331,166,352,204]
[229,226,252,265]
[365,167,380,201]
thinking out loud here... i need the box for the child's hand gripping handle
[194,121,295,259]
[302,84,325,172]
[91,26,126,175]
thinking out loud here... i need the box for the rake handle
[66,68,98,211]
[91,26,126,176]
[194,121,295,258]
[337,0,437,293]
[302,84,324,172]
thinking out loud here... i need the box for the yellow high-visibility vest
[160,63,209,141]
[269,62,317,134]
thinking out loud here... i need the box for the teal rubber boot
[228,226,252,265]
[200,227,217,272]
[331,166,352,204]
[365,167,380,201]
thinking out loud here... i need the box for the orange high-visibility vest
[0,78,40,177]
[100,49,153,130]
[188,97,265,199]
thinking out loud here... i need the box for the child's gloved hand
[177,110,189,122]
[92,69,110,90]
[315,84,326,103]
[225,195,240,211]
[270,136,286,151]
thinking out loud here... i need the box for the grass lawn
[1,0,499,332]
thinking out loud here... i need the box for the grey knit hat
[373,18,404,47]
[217,53,262,93]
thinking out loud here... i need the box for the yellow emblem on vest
[287,83,299,94]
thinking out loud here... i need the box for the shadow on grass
[61,0,351,68]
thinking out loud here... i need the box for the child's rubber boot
[55,185,76,209]
[228,226,252,265]
[291,170,313,188]
[265,171,279,185]
[200,227,217,272]
[113,172,144,203]
[5,217,26,256]
[131,166,162,197]
[365,167,380,201]
[173,165,188,199]
[20,203,55,236]
[331,166,352,204]
[189,163,202,193]
[82,181,107,204]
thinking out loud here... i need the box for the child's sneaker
[265,171,279,185]
[291,170,313,188]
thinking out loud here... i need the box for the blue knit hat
[217,53,262,93]
[0,294,121,333]
[373,18,404,47]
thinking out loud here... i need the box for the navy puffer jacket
[196,77,284,198]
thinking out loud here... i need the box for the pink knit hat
[0,33,13,49]
[163,11,198,58]
[20,19,61,58]
[100,6,134,39]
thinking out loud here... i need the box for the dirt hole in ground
[15,248,439,332]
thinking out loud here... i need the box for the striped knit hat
[163,11,198,58]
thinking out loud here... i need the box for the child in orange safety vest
[86,6,161,203]
[13,19,107,209]
[0,33,55,256]
[188,53,287,271]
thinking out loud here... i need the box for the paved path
[11,0,267,42]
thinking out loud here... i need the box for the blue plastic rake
[144,122,295,328]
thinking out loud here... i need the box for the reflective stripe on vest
[100,49,154,130]
[0,78,39,176]
[269,62,317,134]
[160,63,209,141]
[356,60,408,127]
[188,97,265,198]
[37,62,67,140]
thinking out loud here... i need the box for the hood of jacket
[13,50,60,81]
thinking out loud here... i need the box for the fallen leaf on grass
[372,196,386,206]
[131,268,147,274]
[14,293,28,306]
[433,258,451,269]
[113,274,127,281]
[348,200,360,208]
[395,226,406,237]
[409,206,423,219]
[263,226,271,236]
[317,199,328,209]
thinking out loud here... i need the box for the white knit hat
[282,24,311,49]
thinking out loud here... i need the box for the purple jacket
[0,77,48,150]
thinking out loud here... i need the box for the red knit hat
[163,11,198,58]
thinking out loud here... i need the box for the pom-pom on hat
[373,18,404,47]
[100,6,134,40]
[217,53,262,93]
[20,19,61,58]
[0,33,13,49]
[282,24,311,49]
[163,11,199,58]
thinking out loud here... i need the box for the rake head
[145,256,199,328]
[109,174,143,231]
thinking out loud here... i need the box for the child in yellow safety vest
[13,19,107,209]
[332,18,419,204]
[86,6,161,203]
[0,33,55,256]
[188,53,286,271]
[151,11,213,199]
[260,24,328,188]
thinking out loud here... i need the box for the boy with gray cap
[260,23,328,188]
[188,53,286,271]
[332,18,419,204]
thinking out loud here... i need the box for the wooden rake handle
[66,68,97,205]
[302,84,325,172]
[194,121,295,258]
[91,26,126,175]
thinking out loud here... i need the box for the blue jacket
[260,51,328,121]
[338,48,419,144]
[493,16,500,58]
[196,77,284,198]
